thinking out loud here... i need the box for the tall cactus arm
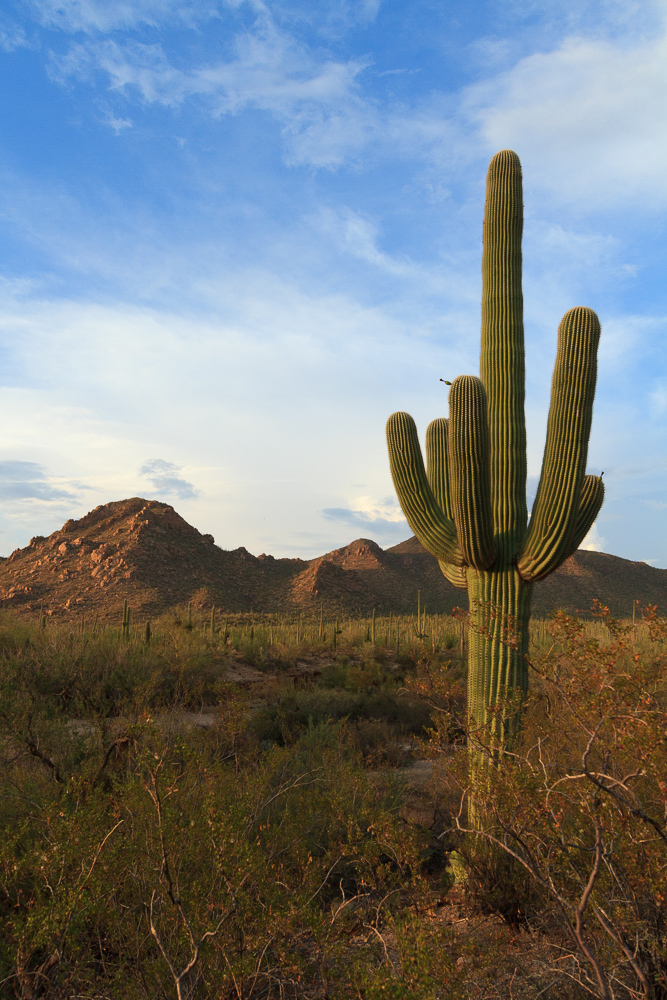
[426,418,468,588]
[518,307,601,582]
[480,150,528,562]
[565,474,605,557]
[387,411,463,565]
[449,376,496,570]
[426,418,453,519]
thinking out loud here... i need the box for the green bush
[432,605,667,998]
[0,711,459,998]
[252,686,432,750]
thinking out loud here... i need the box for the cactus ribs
[387,150,604,745]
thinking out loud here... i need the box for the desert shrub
[440,633,458,650]
[317,656,404,693]
[232,635,300,671]
[0,615,233,723]
[317,658,351,689]
[251,686,432,750]
[432,604,667,999]
[0,705,465,999]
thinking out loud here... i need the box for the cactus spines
[517,307,601,581]
[481,149,527,564]
[448,376,496,570]
[570,474,605,553]
[386,149,603,743]
[425,418,453,518]
[438,559,468,589]
[425,417,469,588]
[386,411,463,565]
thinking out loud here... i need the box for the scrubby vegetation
[0,604,665,998]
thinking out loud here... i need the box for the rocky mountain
[387,536,667,620]
[0,498,665,623]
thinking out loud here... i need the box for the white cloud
[139,458,199,499]
[649,382,667,417]
[47,11,380,168]
[51,19,368,109]
[0,278,446,556]
[27,0,219,33]
[0,458,95,555]
[579,520,606,551]
[595,314,666,371]
[465,27,667,208]
[28,0,383,40]
[313,207,414,275]
[321,495,409,542]
[29,0,382,35]
[0,21,29,51]
[102,112,134,133]
[0,460,80,501]
[349,495,406,522]
[26,0,667,190]
[43,7,462,170]
[269,0,382,35]
[526,223,620,274]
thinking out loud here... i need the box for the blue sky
[1,0,666,566]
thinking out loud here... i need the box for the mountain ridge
[0,498,664,622]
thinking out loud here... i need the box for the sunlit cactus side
[386,149,604,747]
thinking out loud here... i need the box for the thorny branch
[145,759,231,1000]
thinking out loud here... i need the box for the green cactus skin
[481,149,527,566]
[386,149,604,744]
[518,307,601,581]
[466,567,531,746]
[570,474,605,553]
[449,375,496,570]
[386,411,463,566]
[425,417,469,588]
[425,418,453,519]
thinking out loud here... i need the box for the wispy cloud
[270,0,382,35]
[139,459,199,499]
[0,461,78,501]
[313,207,416,275]
[649,382,667,417]
[29,0,667,195]
[27,0,218,33]
[466,27,667,208]
[101,111,134,134]
[0,20,29,51]
[29,0,382,39]
[49,17,372,166]
[322,495,409,540]
[3,0,667,570]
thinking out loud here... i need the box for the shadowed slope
[0,501,663,622]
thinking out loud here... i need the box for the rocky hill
[387,536,667,619]
[0,498,665,623]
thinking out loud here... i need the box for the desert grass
[0,603,665,999]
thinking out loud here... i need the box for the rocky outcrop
[1,500,665,623]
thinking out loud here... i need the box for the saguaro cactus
[387,150,604,746]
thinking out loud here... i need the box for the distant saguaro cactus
[387,150,604,746]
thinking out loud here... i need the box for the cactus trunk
[466,568,531,745]
[386,149,603,757]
